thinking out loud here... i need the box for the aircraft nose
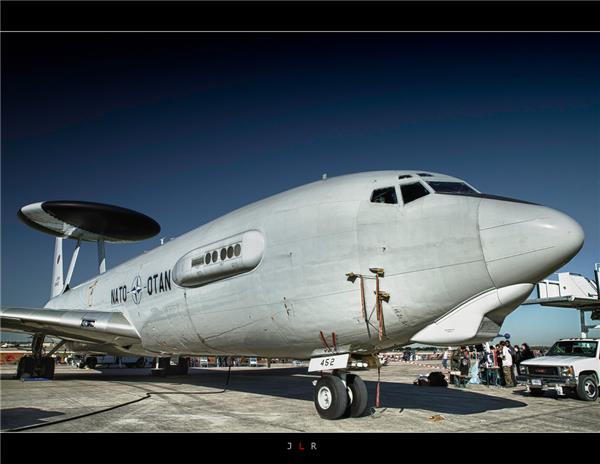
[479,199,584,288]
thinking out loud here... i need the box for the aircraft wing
[0,307,141,346]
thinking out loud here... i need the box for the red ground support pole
[375,274,383,341]
[376,365,381,408]
[359,276,367,320]
[319,331,330,351]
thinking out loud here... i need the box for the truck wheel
[529,388,544,397]
[576,375,598,401]
[314,376,348,420]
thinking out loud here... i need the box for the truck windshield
[545,341,598,357]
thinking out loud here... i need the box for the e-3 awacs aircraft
[0,171,584,419]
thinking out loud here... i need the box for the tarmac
[1,361,599,432]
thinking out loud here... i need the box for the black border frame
[2,1,599,32]
[1,0,597,457]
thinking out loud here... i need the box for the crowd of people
[446,341,536,387]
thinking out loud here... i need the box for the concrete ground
[1,361,599,432]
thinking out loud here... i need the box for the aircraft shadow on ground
[1,407,65,430]
[3,366,526,416]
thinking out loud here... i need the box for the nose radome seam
[483,244,556,263]
[479,200,584,289]
[479,216,553,231]
[475,198,496,287]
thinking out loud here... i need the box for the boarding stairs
[523,265,600,337]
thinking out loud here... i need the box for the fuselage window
[202,245,240,267]
[427,181,476,194]
[400,182,430,204]
[370,187,398,204]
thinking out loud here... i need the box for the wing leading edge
[0,307,140,346]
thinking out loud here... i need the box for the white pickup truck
[517,338,599,401]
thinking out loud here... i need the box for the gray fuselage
[45,171,584,359]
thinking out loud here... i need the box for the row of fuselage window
[192,243,242,267]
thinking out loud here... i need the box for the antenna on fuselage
[51,236,82,296]
[17,201,161,298]
[51,237,64,298]
[64,239,81,291]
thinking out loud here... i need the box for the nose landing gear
[314,375,348,420]
[345,374,368,417]
[313,370,369,420]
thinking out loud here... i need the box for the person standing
[495,344,505,386]
[520,343,535,362]
[482,345,495,386]
[449,347,462,385]
[490,345,501,386]
[513,344,521,364]
[501,341,514,387]
[442,347,450,369]
[512,344,522,380]
[457,347,470,386]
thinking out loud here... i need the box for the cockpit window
[400,182,429,204]
[427,181,477,194]
[371,187,398,204]
[417,172,433,177]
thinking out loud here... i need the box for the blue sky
[2,33,599,345]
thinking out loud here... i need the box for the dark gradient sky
[2,33,599,344]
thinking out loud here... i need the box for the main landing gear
[151,356,190,377]
[16,334,64,380]
[313,370,369,420]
